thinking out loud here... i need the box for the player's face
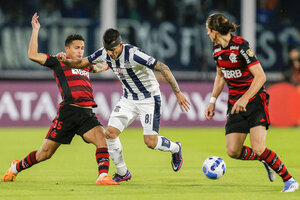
[65,40,85,59]
[106,42,123,60]
[206,23,217,43]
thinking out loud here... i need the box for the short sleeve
[88,48,104,64]
[43,54,60,68]
[239,41,259,67]
[133,48,157,69]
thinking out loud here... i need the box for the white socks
[106,137,127,176]
[12,163,18,174]
[154,136,179,154]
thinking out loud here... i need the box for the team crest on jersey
[246,49,254,57]
[229,53,238,63]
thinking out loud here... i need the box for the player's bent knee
[227,149,240,158]
[105,128,118,139]
[144,140,156,149]
[144,137,157,149]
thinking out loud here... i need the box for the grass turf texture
[0,127,299,200]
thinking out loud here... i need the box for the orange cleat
[3,160,19,182]
[95,175,120,185]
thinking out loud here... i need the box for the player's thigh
[225,133,247,157]
[249,125,267,155]
[108,98,138,132]
[138,95,161,135]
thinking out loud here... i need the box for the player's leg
[3,139,60,182]
[225,101,260,161]
[225,133,248,159]
[250,125,298,192]
[139,95,182,172]
[105,98,137,182]
[83,125,119,185]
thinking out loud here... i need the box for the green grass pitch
[0,127,299,200]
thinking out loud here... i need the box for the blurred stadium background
[0,0,300,127]
[1,1,300,199]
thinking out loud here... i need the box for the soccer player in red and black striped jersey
[205,13,298,192]
[2,13,118,185]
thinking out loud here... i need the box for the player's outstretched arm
[91,63,110,73]
[28,13,47,65]
[56,54,91,69]
[154,61,191,112]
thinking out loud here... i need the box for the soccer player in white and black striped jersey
[57,28,191,183]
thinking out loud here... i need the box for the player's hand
[31,13,40,30]
[175,91,191,112]
[94,63,109,73]
[205,103,215,120]
[56,52,66,62]
[231,98,248,114]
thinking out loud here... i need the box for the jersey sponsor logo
[240,49,251,64]
[214,47,221,53]
[246,49,254,57]
[229,53,238,63]
[115,68,125,79]
[71,69,90,78]
[230,46,239,50]
[221,68,242,79]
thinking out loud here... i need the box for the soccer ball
[202,156,226,179]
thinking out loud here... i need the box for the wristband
[209,97,217,104]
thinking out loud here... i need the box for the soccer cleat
[112,170,132,183]
[3,160,19,182]
[171,142,183,172]
[95,175,120,185]
[281,178,299,192]
[262,160,276,182]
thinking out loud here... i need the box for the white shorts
[108,95,162,135]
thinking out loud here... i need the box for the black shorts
[225,92,270,135]
[46,104,102,144]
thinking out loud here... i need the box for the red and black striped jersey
[43,54,97,107]
[213,34,264,105]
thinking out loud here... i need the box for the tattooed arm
[154,61,191,112]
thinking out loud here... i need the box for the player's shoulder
[231,35,248,45]
[124,44,146,54]
[89,47,106,62]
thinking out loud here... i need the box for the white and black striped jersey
[88,44,161,100]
